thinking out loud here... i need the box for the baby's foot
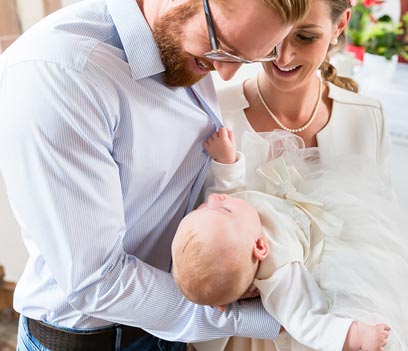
[344,321,390,351]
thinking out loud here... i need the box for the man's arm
[0,61,279,342]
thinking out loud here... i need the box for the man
[0,0,308,350]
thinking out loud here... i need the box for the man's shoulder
[3,33,97,74]
[1,0,117,74]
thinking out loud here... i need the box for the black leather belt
[27,317,148,351]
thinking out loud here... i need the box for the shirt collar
[107,0,165,80]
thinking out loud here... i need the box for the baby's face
[195,193,262,243]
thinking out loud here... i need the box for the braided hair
[319,0,359,92]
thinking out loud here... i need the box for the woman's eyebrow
[294,24,323,30]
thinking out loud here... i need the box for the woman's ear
[253,235,268,261]
[334,8,351,38]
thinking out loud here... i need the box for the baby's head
[172,193,268,308]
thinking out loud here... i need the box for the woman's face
[262,0,349,92]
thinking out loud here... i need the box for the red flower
[363,0,384,8]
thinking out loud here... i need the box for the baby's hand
[215,285,259,313]
[239,284,260,300]
[344,321,390,351]
[204,127,236,164]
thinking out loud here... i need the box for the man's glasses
[202,0,278,63]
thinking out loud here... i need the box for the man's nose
[212,62,242,81]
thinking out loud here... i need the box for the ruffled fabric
[242,130,408,350]
[256,157,343,271]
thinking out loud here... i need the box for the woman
[218,0,391,168]
[193,0,394,350]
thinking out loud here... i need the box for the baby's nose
[207,193,227,206]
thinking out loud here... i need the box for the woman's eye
[296,34,318,43]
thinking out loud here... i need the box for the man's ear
[253,235,268,261]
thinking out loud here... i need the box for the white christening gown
[197,130,408,351]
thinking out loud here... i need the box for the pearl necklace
[256,75,323,134]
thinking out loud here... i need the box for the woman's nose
[274,41,295,67]
[212,62,242,81]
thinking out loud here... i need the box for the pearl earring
[331,37,338,45]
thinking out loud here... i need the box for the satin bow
[256,156,344,268]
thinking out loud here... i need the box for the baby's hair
[173,223,254,306]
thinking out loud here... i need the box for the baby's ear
[253,235,268,261]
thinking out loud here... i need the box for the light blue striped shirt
[0,0,280,342]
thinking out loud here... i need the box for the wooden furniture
[402,0,408,18]
[0,0,22,53]
[0,0,65,54]
[0,265,18,319]
[43,0,62,16]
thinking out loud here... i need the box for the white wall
[0,175,27,282]
[378,0,401,22]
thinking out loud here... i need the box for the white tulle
[242,130,408,351]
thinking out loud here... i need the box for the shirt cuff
[210,151,244,170]
[235,298,280,340]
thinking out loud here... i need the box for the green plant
[364,14,408,60]
[347,1,372,46]
[347,0,385,46]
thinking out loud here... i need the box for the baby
[172,192,389,351]
[171,128,394,351]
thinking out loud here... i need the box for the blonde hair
[214,0,310,25]
[319,0,359,92]
[261,0,310,24]
[172,225,254,306]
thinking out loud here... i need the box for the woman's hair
[261,0,310,24]
[216,0,310,25]
[319,0,359,92]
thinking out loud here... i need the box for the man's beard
[153,2,214,87]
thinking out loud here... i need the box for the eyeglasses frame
[202,0,278,63]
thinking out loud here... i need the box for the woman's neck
[243,73,332,147]
[256,73,321,121]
